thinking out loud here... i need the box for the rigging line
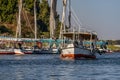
[71,13,81,30]
[22,8,35,34]
[68,0,71,28]
[71,7,82,27]
[70,7,83,31]
[16,16,19,38]
[34,0,37,39]
[66,7,81,30]
[70,8,92,33]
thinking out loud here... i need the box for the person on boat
[18,41,23,49]
[97,40,109,53]
[100,40,108,49]
[104,41,108,49]
[55,37,59,48]
[91,40,97,49]
[90,39,102,55]
[91,42,94,49]
[50,37,57,48]
[79,39,84,48]
[35,41,42,49]
[74,40,79,47]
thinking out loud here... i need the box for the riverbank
[108,45,120,52]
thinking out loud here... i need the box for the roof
[62,32,97,40]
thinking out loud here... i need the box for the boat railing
[63,28,97,35]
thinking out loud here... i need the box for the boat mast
[16,0,22,38]
[50,0,57,38]
[34,0,37,40]
[59,0,67,39]
[68,0,71,28]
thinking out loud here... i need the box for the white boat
[60,31,97,59]
[59,0,104,59]
[60,44,96,59]
[14,49,24,55]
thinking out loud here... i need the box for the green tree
[0,0,17,23]
[38,0,50,37]
[0,0,61,38]
[23,0,34,14]
[23,0,50,38]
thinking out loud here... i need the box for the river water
[0,53,120,80]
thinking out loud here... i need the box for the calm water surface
[0,53,120,80]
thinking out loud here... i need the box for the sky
[55,0,120,40]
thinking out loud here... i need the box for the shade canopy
[62,32,97,40]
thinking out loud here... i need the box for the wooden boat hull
[0,52,14,55]
[60,53,96,59]
[60,47,96,59]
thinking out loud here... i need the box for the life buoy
[37,42,42,48]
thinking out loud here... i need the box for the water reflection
[14,68,24,80]
[14,55,23,60]
[0,53,120,80]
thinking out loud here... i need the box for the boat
[0,37,36,55]
[60,31,98,59]
[13,41,33,55]
[0,48,14,55]
[14,49,24,55]
[59,0,100,59]
[32,39,61,54]
[14,0,34,55]
[32,0,61,54]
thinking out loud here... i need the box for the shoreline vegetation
[108,45,120,52]
[107,40,120,52]
[0,0,60,38]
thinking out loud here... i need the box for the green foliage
[23,0,51,38]
[108,45,120,51]
[54,15,61,38]
[23,0,34,14]
[0,0,17,23]
[107,40,120,51]
[0,0,61,38]
[38,0,50,32]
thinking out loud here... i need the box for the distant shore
[108,45,120,53]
